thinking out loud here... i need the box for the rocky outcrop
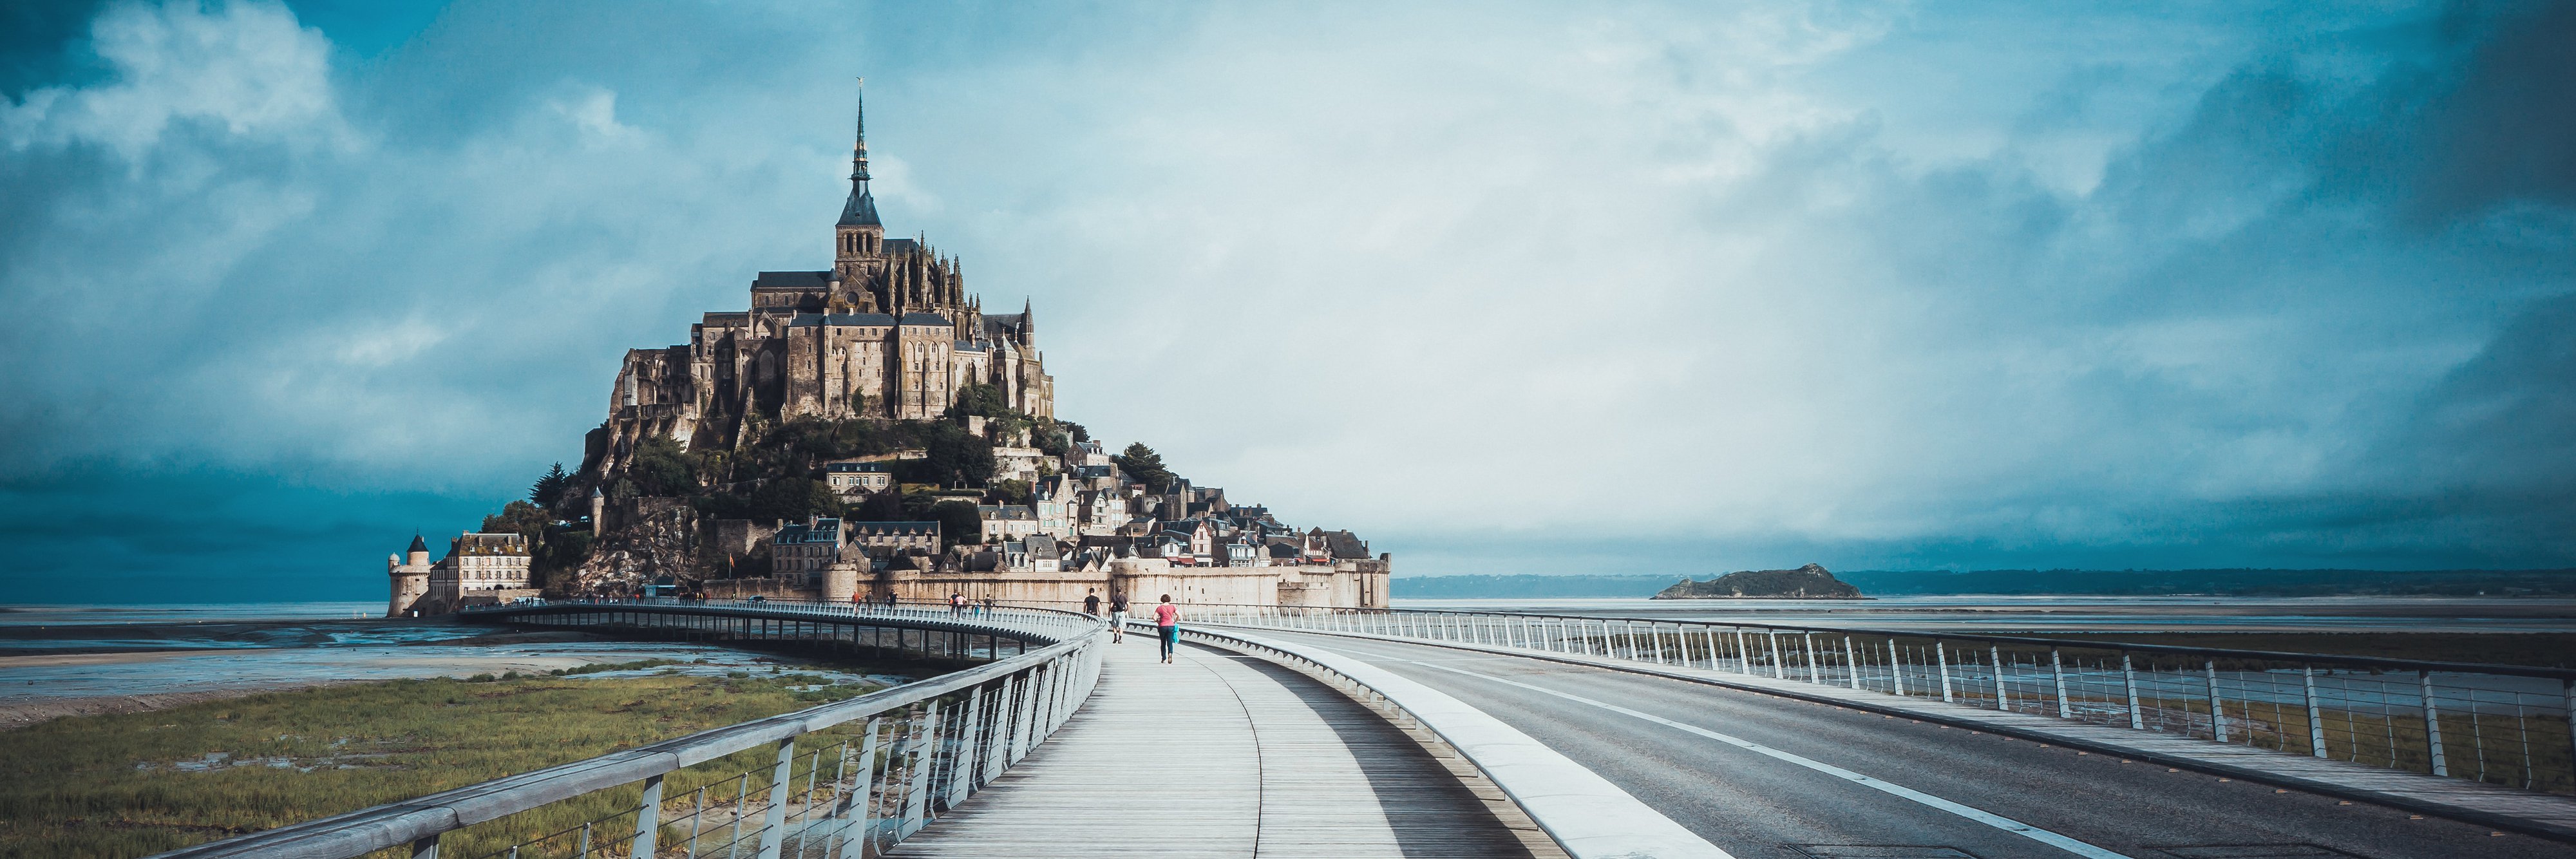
[568,498,703,596]
[1653,563,1862,599]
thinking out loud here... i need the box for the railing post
[632,773,665,858]
[1937,642,1955,703]
[947,687,984,804]
[2421,670,2448,777]
[2206,660,2228,742]
[1734,628,1752,674]
[2121,653,2143,730]
[982,683,1010,784]
[2564,678,2575,793]
[838,717,883,859]
[1843,637,1861,690]
[409,835,440,859]
[1993,646,2010,711]
[902,701,942,837]
[757,737,797,859]
[1888,639,1906,697]
[1803,633,1821,684]
[2302,665,2327,759]
[2049,648,2072,719]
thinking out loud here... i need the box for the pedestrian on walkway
[1155,594,1179,664]
[1083,587,1101,618]
[949,592,965,616]
[1109,592,1130,643]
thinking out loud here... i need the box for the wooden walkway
[891,636,1549,858]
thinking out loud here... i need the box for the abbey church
[590,85,1054,476]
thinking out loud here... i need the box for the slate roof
[753,271,831,289]
[839,187,881,227]
[774,518,844,545]
[849,521,941,536]
[898,313,951,326]
[408,534,429,554]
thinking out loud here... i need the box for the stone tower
[386,534,431,618]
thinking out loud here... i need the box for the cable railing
[1027,599,2576,796]
[155,603,1104,859]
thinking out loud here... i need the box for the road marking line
[1337,645,2134,859]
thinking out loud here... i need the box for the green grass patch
[0,668,886,858]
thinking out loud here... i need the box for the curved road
[1258,630,2568,859]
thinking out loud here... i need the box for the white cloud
[3,0,2565,573]
[1,0,346,160]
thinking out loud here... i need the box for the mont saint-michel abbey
[594,90,1052,468]
[387,84,1390,618]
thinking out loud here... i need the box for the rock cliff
[1653,563,1863,599]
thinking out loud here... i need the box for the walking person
[949,592,965,616]
[1108,592,1130,643]
[1154,594,1180,664]
[1083,587,1101,618]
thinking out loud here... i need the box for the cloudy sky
[4,1,2572,603]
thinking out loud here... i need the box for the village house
[823,462,894,497]
[772,517,846,587]
[978,504,1039,541]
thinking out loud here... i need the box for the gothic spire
[838,78,882,227]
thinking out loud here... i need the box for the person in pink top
[1153,594,1180,664]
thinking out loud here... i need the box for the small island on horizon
[1653,563,1865,599]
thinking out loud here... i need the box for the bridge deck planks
[890,637,1541,858]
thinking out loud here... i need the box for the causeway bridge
[157,599,2576,858]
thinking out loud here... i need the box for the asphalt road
[1258,630,2573,859]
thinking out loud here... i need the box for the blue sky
[3,1,2573,603]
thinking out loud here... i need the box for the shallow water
[0,602,911,705]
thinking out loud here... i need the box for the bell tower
[835,79,886,276]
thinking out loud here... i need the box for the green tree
[951,382,1010,417]
[481,500,552,545]
[909,422,995,487]
[748,477,841,522]
[846,487,910,522]
[628,437,696,496]
[1113,442,1175,493]
[929,500,981,548]
[990,479,1032,505]
[529,463,571,507]
[532,529,591,587]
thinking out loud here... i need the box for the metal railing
[156,603,1104,859]
[1053,600,2576,796]
[465,597,1103,645]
